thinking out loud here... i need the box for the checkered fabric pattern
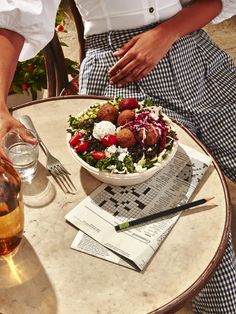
[79,24,236,313]
[79,25,236,183]
[192,233,236,314]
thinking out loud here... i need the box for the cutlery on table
[19,115,77,194]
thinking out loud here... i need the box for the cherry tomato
[74,141,88,153]
[91,151,106,160]
[69,132,83,147]
[119,98,139,111]
[101,134,117,147]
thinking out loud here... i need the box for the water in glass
[3,128,39,182]
[8,142,38,181]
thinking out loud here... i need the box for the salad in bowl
[67,97,178,185]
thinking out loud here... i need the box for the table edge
[11,95,231,314]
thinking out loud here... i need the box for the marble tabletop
[0,96,230,314]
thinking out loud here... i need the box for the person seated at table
[0,1,236,313]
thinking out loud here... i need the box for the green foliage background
[9,7,79,100]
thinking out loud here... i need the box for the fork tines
[50,171,77,194]
[48,162,77,194]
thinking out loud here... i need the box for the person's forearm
[158,0,222,42]
[0,29,24,112]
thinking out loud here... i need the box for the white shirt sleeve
[180,0,236,24]
[0,0,61,61]
[212,0,236,24]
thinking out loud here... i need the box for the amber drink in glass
[0,159,24,256]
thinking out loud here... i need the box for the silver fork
[19,115,77,194]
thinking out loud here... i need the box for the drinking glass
[2,128,39,182]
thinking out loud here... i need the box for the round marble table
[0,96,230,314]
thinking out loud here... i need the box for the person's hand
[0,108,37,161]
[108,25,176,87]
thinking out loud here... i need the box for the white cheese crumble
[118,152,127,162]
[106,145,117,154]
[93,121,116,140]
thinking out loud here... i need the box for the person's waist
[83,4,182,38]
[84,17,158,38]
[85,22,160,53]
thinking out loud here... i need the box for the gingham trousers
[79,24,236,313]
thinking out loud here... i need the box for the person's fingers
[0,145,11,162]
[112,37,137,57]
[108,52,135,77]
[135,67,153,81]
[0,121,38,160]
[109,60,141,84]
[19,127,38,144]
[0,116,22,137]
[115,66,152,87]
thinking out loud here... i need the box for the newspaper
[65,144,212,271]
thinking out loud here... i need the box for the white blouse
[76,0,183,37]
[0,0,235,61]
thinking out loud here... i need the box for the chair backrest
[69,0,85,65]
[43,0,85,97]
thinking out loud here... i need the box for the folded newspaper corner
[65,144,212,271]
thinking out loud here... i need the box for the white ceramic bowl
[67,138,178,186]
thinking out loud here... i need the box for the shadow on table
[80,166,101,195]
[22,162,56,208]
[0,237,57,313]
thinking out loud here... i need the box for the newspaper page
[65,144,212,270]
[71,231,138,270]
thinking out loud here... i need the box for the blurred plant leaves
[9,7,79,101]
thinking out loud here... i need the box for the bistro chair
[42,0,85,97]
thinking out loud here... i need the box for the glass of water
[2,128,39,182]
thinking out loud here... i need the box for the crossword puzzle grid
[92,185,157,221]
[92,156,208,221]
[176,158,208,186]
